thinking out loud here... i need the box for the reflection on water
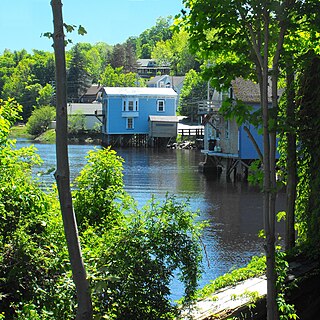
[15,139,285,300]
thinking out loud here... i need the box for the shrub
[74,148,205,319]
[26,106,56,136]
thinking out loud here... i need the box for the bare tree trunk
[262,7,278,319]
[51,1,93,319]
[285,58,296,250]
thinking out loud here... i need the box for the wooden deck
[179,277,267,320]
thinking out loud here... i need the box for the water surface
[15,139,285,300]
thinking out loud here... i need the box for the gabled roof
[67,103,102,115]
[147,75,167,85]
[137,59,170,68]
[102,87,178,97]
[171,76,185,88]
[231,77,273,103]
[84,84,103,96]
[147,75,185,89]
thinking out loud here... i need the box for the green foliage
[83,195,203,319]
[67,43,92,101]
[152,29,199,75]
[68,110,86,134]
[36,83,54,107]
[247,160,263,188]
[34,128,56,143]
[197,256,266,299]
[134,16,174,59]
[73,147,125,228]
[275,250,298,320]
[99,64,145,87]
[0,98,22,144]
[178,69,208,118]
[294,52,320,249]
[0,99,75,319]
[73,147,204,319]
[26,106,55,136]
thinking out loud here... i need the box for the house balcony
[197,100,221,115]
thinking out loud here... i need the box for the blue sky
[0,0,184,53]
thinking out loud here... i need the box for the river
[15,139,285,300]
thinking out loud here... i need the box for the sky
[0,0,184,53]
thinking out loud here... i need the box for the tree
[73,148,204,319]
[36,83,54,107]
[181,1,298,318]
[0,50,16,97]
[2,58,41,120]
[135,16,174,58]
[152,29,199,75]
[99,64,145,87]
[67,43,91,102]
[178,69,209,120]
[50,1,92,319]
[30,50,56,86]
[26,105,56,136]
[296,51,320,247]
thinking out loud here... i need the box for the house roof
[137,58,170,68]
[83,84,103,96]
[147,75,167,85]
[102,87,178,97]
[67,103,102,115]
[147,75,185,88]
[231,77,273,103]
[149,115,179,122]
[137,59,155,67]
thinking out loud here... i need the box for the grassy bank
[9,124,33,139]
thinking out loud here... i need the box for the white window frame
[126,117,134,129]
[123,98,139,112]
[157,99,165,112]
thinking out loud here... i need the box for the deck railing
[178,128,204,137]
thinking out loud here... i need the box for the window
[157,99,165,112]
[225,120,229,139]
[123,98,139,112]
[127,117,134,129]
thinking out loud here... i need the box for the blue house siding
[239,124,263,160]
[102,87,177,135]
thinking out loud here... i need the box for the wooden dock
[179,277,267,320]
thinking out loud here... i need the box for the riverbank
[10,125,102,144]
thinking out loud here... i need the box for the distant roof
[137,59,154,67]
[147,75,185,87]
[83,84,103,96]
[137,58,170,68]
[147,75,166,85]
[102,87,178,97]
[232,77,273,103]
[67,103,102,115]
[149,115,179,122]
[171,76,185,88]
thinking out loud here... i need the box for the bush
[74,148,205,319]
[26,106,56,136]
[68,110,86,134]
[0,101,204,319]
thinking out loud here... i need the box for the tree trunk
[262,8,278,319]
[285,58,297,251]
[51,1,93,319]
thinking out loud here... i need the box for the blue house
[199,77,278,179]
[101,87,178,146]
